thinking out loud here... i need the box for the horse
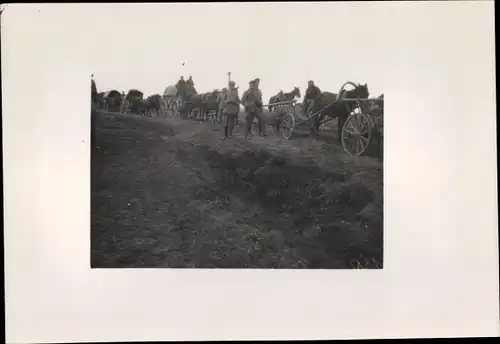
[306,83,369,142]
[268,86,301,112]
[178,87,199,119]
[144,94,163,117]
[185,92,205,120]
[136,99,148,116]
[128,97,144,115]
[183,88,221,123]
[102,91,122,112]
[200,89,221,123]
[365,93,384,117]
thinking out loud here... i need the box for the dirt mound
[192,145,383,268]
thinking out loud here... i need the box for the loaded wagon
[121,89,144,115]
[256,99,299,136]
[102,90,122,112]
[163,85,181,118]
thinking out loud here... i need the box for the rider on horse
[303,80,322,115]
[176,76,187,99]
[187,76,195,88]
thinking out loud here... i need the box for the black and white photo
[4,2,498,342]
[90,4,384,269]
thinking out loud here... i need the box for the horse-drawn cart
[121,89,144,115]
[278,81,384,156]
[163,85,181,118]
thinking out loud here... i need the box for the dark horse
[185,92,204,120]
[125,89,144,115]
[143,94,163,117]
[268,86,301,112]
[308,82,369,143]
[200,90,221,122]
[179,87,199,119]
[188,90,220,121]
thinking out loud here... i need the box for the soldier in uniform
[222,81,240,140]
[176,76,187,99]
[187,76,195,88]
[253,78,266,136]
[186,76,195,95]
[241,79,266,139]
[303,80,323,133]
[303,80,322,115]
[217,87,228,124]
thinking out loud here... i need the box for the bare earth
[91,111,383,269]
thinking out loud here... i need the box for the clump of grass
[349,257,383,269]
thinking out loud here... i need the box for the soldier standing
[303,80,322,133]
[222,81,240,140]
[176,76,186,99]
[253,78,266,136]
[218,87,228,124]
[186,76,195,94]
[241,79,265,138]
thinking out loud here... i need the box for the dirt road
[91,112,383,268]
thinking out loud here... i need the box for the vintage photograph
[90,5,384,269]
[5,2,499,342]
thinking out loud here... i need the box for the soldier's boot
[244,121,252,139]
[223,125,228,140]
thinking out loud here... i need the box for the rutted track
[91,112,383,268]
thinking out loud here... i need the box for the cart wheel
[280,112,296,140]
[341,112,374,156]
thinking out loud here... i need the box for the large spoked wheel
[341,112,374,156]
[280,112,296,140]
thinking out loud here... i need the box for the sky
[89,3,393,102]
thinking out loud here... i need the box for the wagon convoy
[97,79,383,156]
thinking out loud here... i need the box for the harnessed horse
[307,83,370,142]
[268,87,301,112]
